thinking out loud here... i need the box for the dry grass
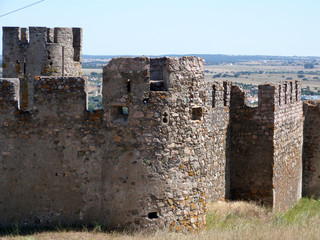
[2,199,320,240]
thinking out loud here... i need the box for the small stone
[89,146,97,152]
[132,111,144,118]
[168,143,175,148]
[2,152,10,156]
[190,203,197,210]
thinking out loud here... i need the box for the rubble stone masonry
[0,25,312,232]
[303,101,320,198]
[229,81,303,211]
[0,57,230,231]
[2,27,82,110]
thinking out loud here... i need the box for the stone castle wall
[273,81,303,211]
[0,70,305,231]
[102,56,211,231]
[0,77,103,228]
[1,25,315,230]
[2,27,82,110]
[228,81,303,210]
[303,101,320,197]
[206,81,231,200]
[0,57,231,231]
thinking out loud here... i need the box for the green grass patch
[275,197,320,225]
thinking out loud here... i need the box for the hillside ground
[1,198,320,240]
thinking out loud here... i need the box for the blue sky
[0,0,319,56]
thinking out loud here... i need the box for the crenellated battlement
[2,26,82,110]
[274,81,301,109]
[229,79,303,210]
[229,80,301,114]
[3,27,82,50]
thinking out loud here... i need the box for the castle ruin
[0,26,319,231]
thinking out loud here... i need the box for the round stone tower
[102,56,214,231]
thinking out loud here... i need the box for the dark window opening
[223,82,228,106]
[295,83,298,101]
[143,98,148,104]
[290,82,293,103]
[111,106,128,123]
[150,58,167,91]
[150,59,164,80]
[279,85,281,105]
[212,85,216,108]
[23,58,26,76]
[192,107,202,121]
[62,46,65,76]
[163,112,168,124]
[148,212,159,219]
[73,28,81,62]
[127,79,131,92]
[150,81,166,91]
[47,50,51,60]
[54,28,58,43]
[284,84,287,104]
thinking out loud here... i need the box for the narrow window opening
[73,28,81,62]
[23,58,26,76]
[54,29,58,43]
[290,82,293,103]
[192,107,202,121]
[127,79,131,92]
[62,46,65,76]
[212,85,216,108]
[148,212,159,219]
[223,82,228,106]
[295,82,298,101]
[279,85,281,106]
[284,84,287,104]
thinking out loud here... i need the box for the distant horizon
[1,53,320,58]
[81,53,320,58]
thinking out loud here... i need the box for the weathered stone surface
[303,101,320,197]
[0,57,212,232]
[102,57,208,231]
[0,25,312,231]
[2,26,82,110]
[228,81,303,211]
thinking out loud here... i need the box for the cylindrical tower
[102,56,213,231]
